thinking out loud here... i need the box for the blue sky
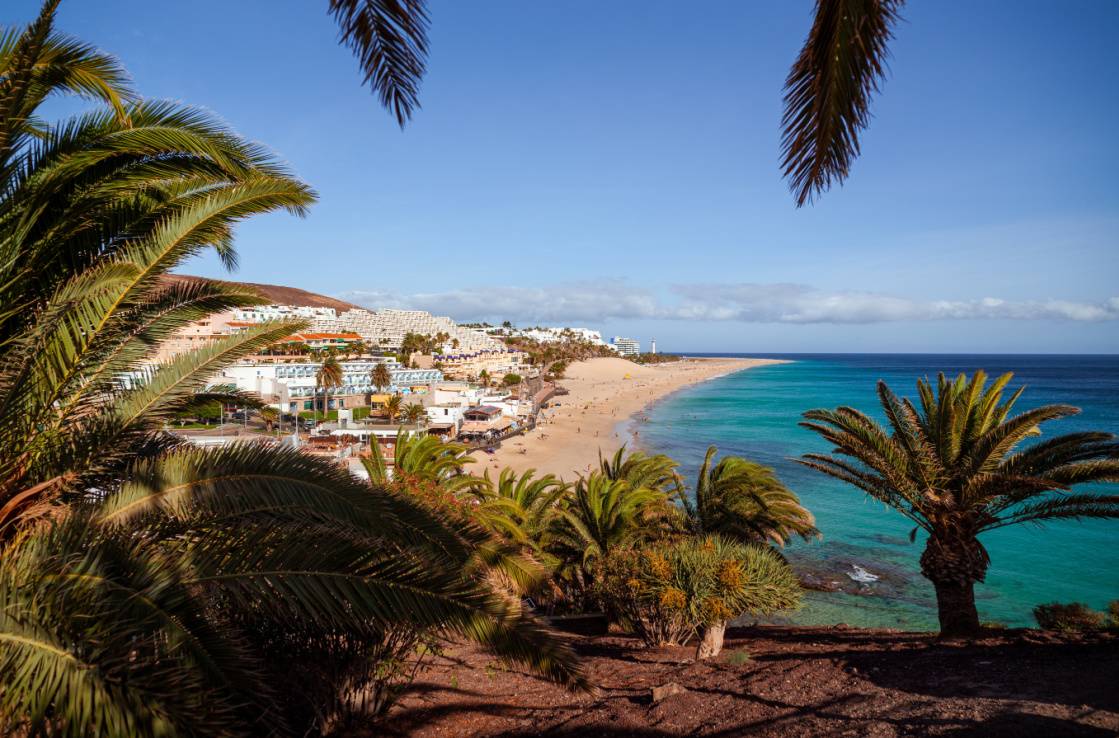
[10,1,1119,353]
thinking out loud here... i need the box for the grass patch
[723,649,751,666]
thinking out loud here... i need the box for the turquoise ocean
[635,354,1119,630]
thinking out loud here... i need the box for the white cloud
[337,281,1119,325]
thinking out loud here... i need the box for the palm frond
[781,0,903,206]
[327,0,429,126]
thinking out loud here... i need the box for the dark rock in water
[799,573,843,592]
[791,556,918,600]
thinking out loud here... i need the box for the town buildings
[610,336,641,356]
[313,308,502,353]
[218,359,442,414]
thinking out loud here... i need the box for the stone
[651,682,687,703]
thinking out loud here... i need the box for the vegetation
[0,8,583,736]
[1033,602,1118,633]
[297,406,371,422]
[633,352,680,365]
[684,446,818,546]
[383,393,403,423]
[362,430,478,497]
[501,334,613,376]
[502,372,523,387]
[597,536,800,658]
[315,356,343,420]
[260,405,280,431]
[324,0,904,205]
[403,401,427,424]
[371,361,392,393]
[800,371,1119,636]
[471,468,568,564]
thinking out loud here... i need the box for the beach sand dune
[479,356,785,482]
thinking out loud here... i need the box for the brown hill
[164,274,360,312]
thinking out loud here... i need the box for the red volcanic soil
[374,626,1119,738]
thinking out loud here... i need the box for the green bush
[723,649,752,666]
[1033,602,1106,632]
[597,535,801,648]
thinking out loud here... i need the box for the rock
[651,682,687,703]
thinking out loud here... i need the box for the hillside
[164,274,360,312]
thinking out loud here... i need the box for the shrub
[597,535,801,652]
[1033,602,1106,632]
[723,649,752,666]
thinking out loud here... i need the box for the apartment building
[219,359,442,414]
[610,336,641,356]
[428,348,528,381]
[314,308,502,353]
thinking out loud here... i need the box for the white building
[491,326,607,346]
[611,336,641,356]
[232,305,338,323]
[219,359,442,414]
[314,308,503,353]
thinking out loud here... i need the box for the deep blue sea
[636,354,1119,630]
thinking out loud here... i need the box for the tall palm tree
[0,7,584,734]
[316,356,344,420]
[800,371,1119,636]
[478,369,490,387]
[324,0,903,206]
[260,405,280,433]
[370,360,392,394]
[383,393,403,424]
[684,446,819,546]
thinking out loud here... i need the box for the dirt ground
[376,626,1119,738]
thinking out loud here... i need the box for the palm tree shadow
[733,626,1119,713]
[936,712,1117,738]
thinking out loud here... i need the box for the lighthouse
[650,338,657,355]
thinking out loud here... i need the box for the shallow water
[637,354,1119,630]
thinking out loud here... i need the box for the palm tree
[403,402,426,425]
[472,468,568,559]
[316,356,344,421]
[478,369,491,387]
[260,406,280,433]
[0,8,584,733]
[325,0,902,206]
[550,472,671,593]
[599,445,683,498]
[799,371,1119,636]
[383,393,403,424]
[362,429,476,493]
[684,446,819,546]
[370,361,392,394]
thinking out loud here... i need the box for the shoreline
[479,356,787,481]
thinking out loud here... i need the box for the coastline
[478,356,787,481]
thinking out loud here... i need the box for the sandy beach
[477,356,786,481]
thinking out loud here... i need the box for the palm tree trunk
[920,534,986,637]
[931,579,980,637]
[695,620,726,660]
